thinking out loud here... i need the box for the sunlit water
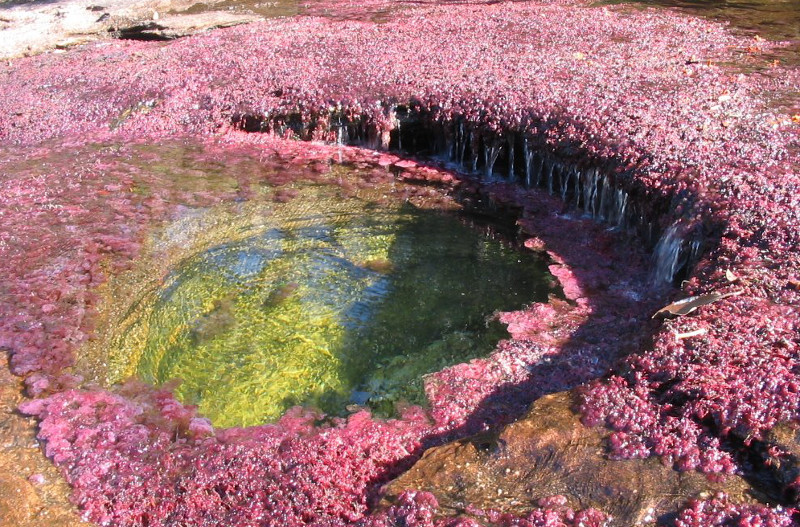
[176,0,800,43]
[103,160,552,428]
[603,0,800,41]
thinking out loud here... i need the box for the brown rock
[0,354,91,527]
[108,11,261,41]
[0,473,41,525]
[382,392,758,525]
[762,422,800,504]
[0,0,260,59]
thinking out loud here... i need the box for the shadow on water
[117,181,554,428]
[314,202,553,418]
[419,191,669,449]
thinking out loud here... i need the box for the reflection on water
[602,0,800,41]
[109,178,552,428]
[176,0,299,18]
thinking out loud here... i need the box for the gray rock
[0,0,262,58]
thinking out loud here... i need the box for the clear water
[606,0,800,41]
[173,0,800,43]
[108,173,552,428]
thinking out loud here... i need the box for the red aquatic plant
[1,0,799,524]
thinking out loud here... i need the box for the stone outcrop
[0,0,259,58]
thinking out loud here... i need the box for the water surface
[107,165,552,428]
[606,0,800,41]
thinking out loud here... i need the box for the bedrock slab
[0,0,259,58]
[0,355,88,527]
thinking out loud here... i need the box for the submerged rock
[0,473,41,526]
[383,392,757,526]
[0,355,88,527]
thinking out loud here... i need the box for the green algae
[108,177,551,428]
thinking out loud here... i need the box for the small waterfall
[507,135,515,181]
[583,168,598,217]
[614,189,629,228]
[560,166,572,202]
[484,143,502,179]
[652,223,685,284]
[336,119,346,163]
[336,120,346,146]
[522,142,543,188]
[248,110,698,285]
[385,118,700,285]
[573,168,583,209]
[598,176,615,221]
[523,137,535,187]
[688,238,702,264]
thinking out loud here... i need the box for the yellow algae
[103,171,551,428]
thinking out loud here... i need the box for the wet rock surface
[761,423,800,503]
[0,355,89,527]
[382,392,757,526]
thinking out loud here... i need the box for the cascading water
[613,188,629,228]
[523,137,537,187]
[238,108,701,286]
[652,223,686,285]
[484,142,502,179]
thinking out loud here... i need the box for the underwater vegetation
[107,176,550,427]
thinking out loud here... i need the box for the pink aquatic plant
[674,495,794,526]
[0,0,798,524]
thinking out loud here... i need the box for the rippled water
[104,161,552,428]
